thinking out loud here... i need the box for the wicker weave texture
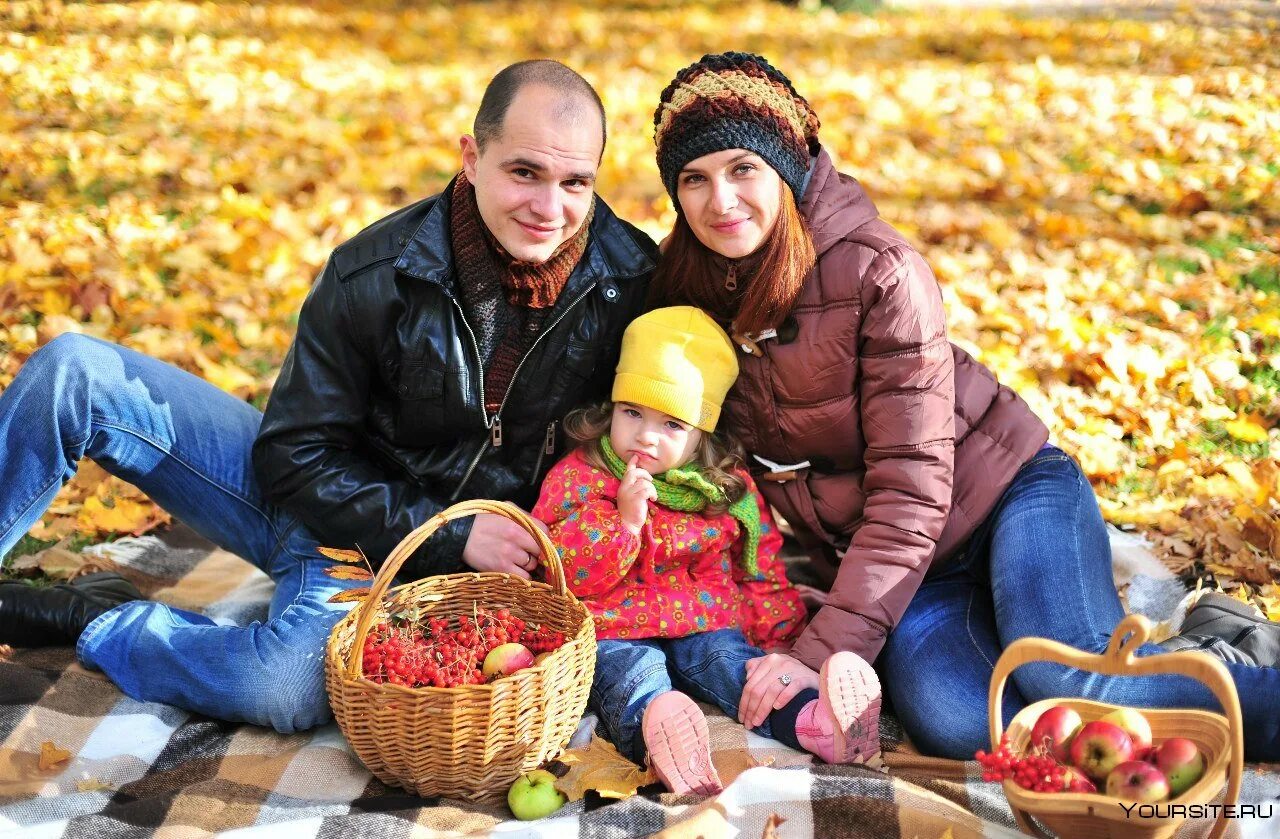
[324,500,596,801]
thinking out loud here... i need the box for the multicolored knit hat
[653,52,821,203]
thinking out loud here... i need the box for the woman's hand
[739,653,818,729]
[617,455,656,533]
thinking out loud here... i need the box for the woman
[647,51,1279,761]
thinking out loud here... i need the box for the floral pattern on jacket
[532,448,805,648]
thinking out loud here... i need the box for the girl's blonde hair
[562,401,749,515]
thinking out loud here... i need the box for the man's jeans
[593,628,769,764]
[0,334,365,732]
[880,445,1280,762]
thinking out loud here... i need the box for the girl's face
[675,148,784,259]
[609,402,703,474]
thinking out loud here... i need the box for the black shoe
[1179,592,1280,668]
[1157,632,1259,667]
[0,571,143,647]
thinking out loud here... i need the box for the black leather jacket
[252,185,656,578]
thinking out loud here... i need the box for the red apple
[1154,737,1206,797]
[482,642,535,678]
[1105,760,1170,803]
[1028,706,1084,763]
[1061,766,1098,793]
[1099,708,1153,752]
[1070,720,1135,781]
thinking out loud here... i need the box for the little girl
[533,306,882,794]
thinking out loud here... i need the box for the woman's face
[675,149,784,259]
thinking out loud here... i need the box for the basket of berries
[324,499,595,801]
[984,614,1243,839]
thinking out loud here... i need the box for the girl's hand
[617,454,656,533]
[740,653,818,730]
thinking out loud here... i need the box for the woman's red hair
[648,188,815,335]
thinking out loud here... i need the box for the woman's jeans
[0,334,365,732]
[594,628,781,764]
[880,445,1280,762]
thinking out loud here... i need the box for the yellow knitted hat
[612,306,739,433]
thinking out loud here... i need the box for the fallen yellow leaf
[38,741,71,771]
[317,546,366,564]
[328,587,371,603]
[78,491,169,537]
[323,566,373,581]
[1223,415,1269,444]
[555,735,654,802]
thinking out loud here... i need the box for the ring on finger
[778,673,792,687]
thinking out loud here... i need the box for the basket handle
[343,499,569,680]
[988,614,1244,839]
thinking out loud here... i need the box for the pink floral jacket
[532,449,806,648]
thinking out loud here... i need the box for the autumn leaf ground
[1,1,1276,614]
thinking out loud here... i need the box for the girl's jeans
[879,445,1280,761]
[0,334,365,732]
[593,628,774,764]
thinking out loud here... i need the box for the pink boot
[795,651,883,767]
[641,691,723,795]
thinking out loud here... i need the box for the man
[0,60,656,732]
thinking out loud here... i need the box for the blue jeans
[0,335,366,732]
[880,445,1280,761]
[593,628,785,764]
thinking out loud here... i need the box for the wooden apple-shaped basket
[988,614,1243,839]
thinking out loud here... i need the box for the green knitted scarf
[599,437,762,576]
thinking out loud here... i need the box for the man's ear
[459,134,480,181]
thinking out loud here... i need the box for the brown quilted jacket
[719,149,1049,669]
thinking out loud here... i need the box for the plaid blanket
[2,531,1276,838]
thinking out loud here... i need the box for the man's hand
[617,455,656,533]
[461,512,550,579]
[739,653,819,729]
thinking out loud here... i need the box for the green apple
[507,769,566,821]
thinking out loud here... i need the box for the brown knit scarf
[449,172,594,414]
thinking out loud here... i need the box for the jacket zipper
[450,283,597,500]
[530,420,557,486]
[449,296,492,502]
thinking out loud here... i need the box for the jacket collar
[393,175,655,296]
[799,147,882,258]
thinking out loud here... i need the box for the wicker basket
[989,614,1243,839]
[325,499,596,801]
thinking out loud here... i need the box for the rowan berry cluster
[360,607,566,688]
[975,736,1071,793]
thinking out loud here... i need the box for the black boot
[1178,592,1280,668]
[0,571,143,647]
[1157,633,1258,666]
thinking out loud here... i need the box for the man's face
[461,85,603,263]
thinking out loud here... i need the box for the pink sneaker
[796,651,882,767]
[641,691,723,795]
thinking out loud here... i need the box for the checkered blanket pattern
[1,533,1275,838]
